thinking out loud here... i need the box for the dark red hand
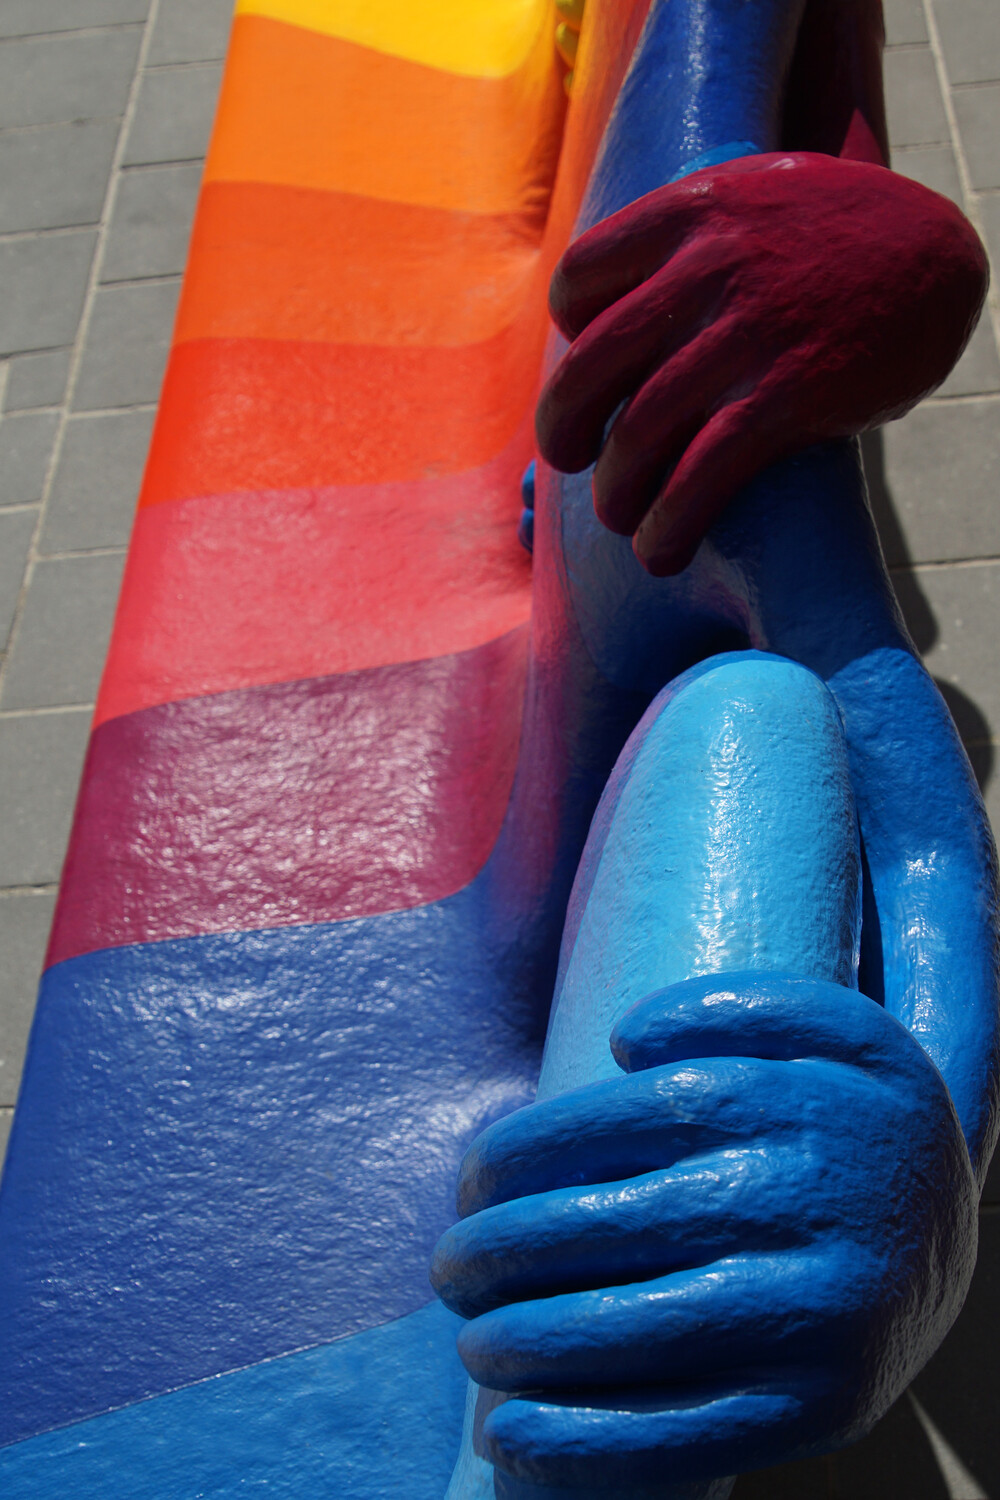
[535,152,988,575]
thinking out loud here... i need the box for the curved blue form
[437,659,978,1495]
[435,0,998,1493]
[532,0,998,1174]
[582,0,805,217]
[539,653,861,1097]
[0,1300,467,1500]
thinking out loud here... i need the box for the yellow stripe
[233,0,550,77]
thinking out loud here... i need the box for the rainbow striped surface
[0,1,658,1493]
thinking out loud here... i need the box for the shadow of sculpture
[860,428,995,796]
[734,431,999,1500]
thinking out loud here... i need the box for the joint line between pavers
[0,704,94,721]
[0,225,103,246]
[924,0,1000,353]
[924,390,1000,407]
[97,272,184,290]
[898,553,1000,573]
[0,23,146,46]
[0,0,164,709]
[36,547,128,563]
[144,59,226,74]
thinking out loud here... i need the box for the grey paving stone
[0,1108,11,1182]
[884,47,951,148]
[933,0,1000,87]
[73,277,180,410]
[0,709,90,886]
[870,402,1000,566]
[975,746,1000,846]
[148,0,233,65]
[891,143,963,206]
[42,409,153,552]
[3,348,71,411]
[892,562,1000,739]
[0,119,118,235]
[0,229,96,358]
[123,61,223,165]
[878,563,999,817]
[0,29,141,131]
[102,162,202,282]
[935,317,1000,398]
[0,892,55,1105]
[0,411,59,506]
[952,83,1000,191]
[1,552,125,710]
[883,0,928,47]
[0,0,149,37]
[0,509,34,647]
[977,189,1000,277]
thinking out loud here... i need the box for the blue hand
[431,974,978,1491]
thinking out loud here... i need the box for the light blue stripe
[0,1300,467,1499]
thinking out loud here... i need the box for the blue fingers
[455,1249,851,1393]
[484,1380,833,1493]
[454,1057,826,1219]
[608,971,942,1080]
[432,1147,810,1319]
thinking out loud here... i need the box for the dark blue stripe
[0,899,542,1447]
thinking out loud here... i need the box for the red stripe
[51,632,528,966]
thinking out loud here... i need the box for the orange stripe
[205,15,566,219]
[175,183,544,348]
[140,327,546,506]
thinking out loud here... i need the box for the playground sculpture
[0,3,996,1499]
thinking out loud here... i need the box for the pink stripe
[97,424,533,726]
[49,632,528,966]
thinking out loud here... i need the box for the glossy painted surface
[233,0,549,76]
[537,656,862,1099]
[0,1301,468,1499]
[95,0,568,726]
[50,632,528,961]
[433,0,997,1492]
[1,906,542,1439]
[1,0,997,1496]
[1,0,578,1480]
[435,661,976,1493]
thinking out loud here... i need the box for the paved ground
[0,0,997,1489]
[0,0,233,1158]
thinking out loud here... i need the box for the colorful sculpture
[0,3,995,1498]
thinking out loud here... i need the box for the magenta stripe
[48,630,528,966]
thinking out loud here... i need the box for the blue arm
[709,438,1000,1183]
